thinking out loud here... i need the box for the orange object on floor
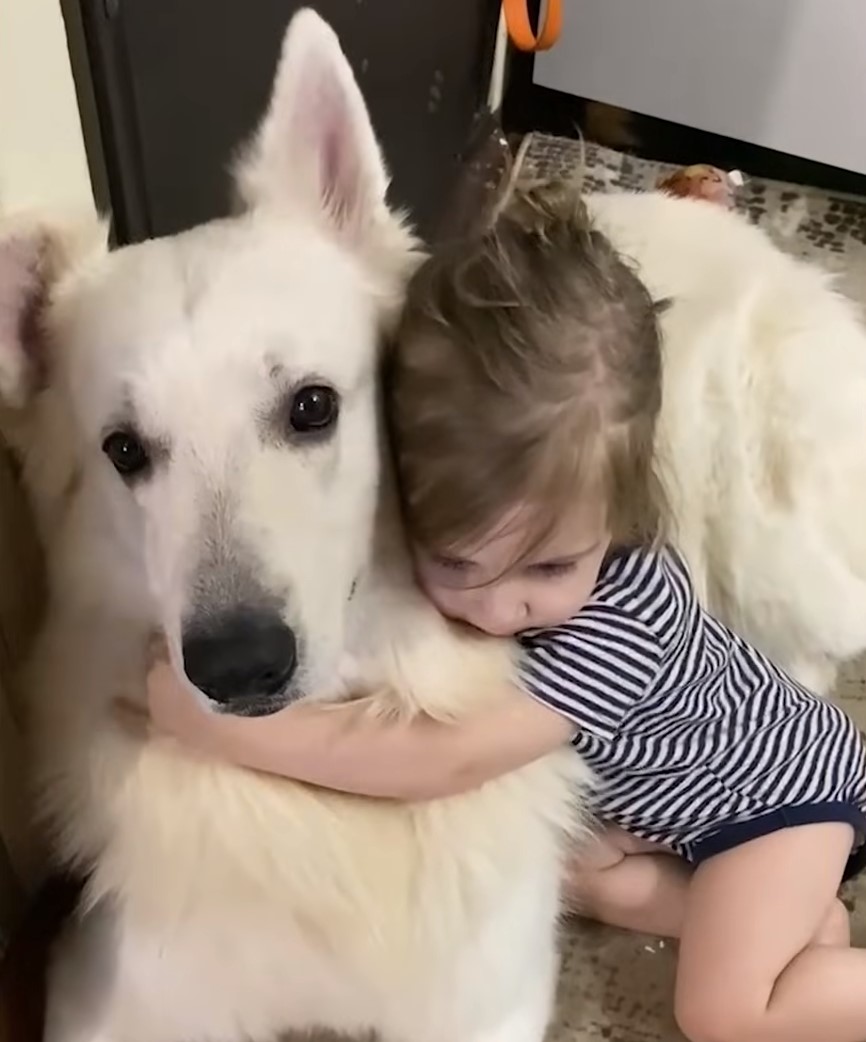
[657,164,743,210]
[504,0,562,51]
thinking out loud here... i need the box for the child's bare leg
[813,896,850,947]
[566,825,693,938]
[675,822,865,1042]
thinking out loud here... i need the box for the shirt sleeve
[518,604,662,744]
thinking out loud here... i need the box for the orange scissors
[503,0,563,51]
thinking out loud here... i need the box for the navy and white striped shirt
[518,546,866,859]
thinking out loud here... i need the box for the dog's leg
[409,886,560,1042]
[454,870,561,1042]
[388,970,556,1042]
[464,949,558,1042]
[406,962,557,1042]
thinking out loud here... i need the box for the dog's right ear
[0,233,49,409]
[235,8,390,248]
[0,215,107,408]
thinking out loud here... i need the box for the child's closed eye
[432,554,473,573]
[527,560,577,579]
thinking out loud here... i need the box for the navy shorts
[689,802,866,883]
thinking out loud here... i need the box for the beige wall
[0,0,94,212]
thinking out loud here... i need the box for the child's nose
[475,592,530,637]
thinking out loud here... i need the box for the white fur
[3,11,866,1042]
[586,191,866,692]
[0,11,584,1042]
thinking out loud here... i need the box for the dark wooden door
[61,0,500,244]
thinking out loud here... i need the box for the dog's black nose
[182,609,297,712]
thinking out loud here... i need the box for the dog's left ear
[235,8,390,246]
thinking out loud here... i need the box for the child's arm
[145,654,575,801]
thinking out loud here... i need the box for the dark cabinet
[62,0,500,244]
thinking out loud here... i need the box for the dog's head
[0,10,418,716]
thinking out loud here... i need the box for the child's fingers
[146,655,210,742]
[112,696,153,738]
[147,631,171,666]
[112,636,186,741]
[147,656,188,713]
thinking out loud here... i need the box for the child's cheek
[420,580,463,622]
[413,555,483,626]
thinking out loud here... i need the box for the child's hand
[146,636,216,753]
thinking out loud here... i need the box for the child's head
[387,179,667,635]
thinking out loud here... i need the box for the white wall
[0,0,94,212]
[535,0,866,177]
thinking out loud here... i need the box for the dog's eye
[289,384,339,434]
[102,430,151,478]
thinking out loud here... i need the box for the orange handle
[503,0,563,52]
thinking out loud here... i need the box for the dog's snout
[182,609,297,711]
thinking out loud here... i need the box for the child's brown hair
[386,178,669,562]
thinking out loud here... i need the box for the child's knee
[676,972,804,1042]
[813,897,850,947]
[563,860,616,914]
[564,865,608,908]
[562,839,628,915]
[570,832,627,874]
[674,988,754,1042]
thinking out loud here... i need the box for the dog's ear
[0,233,50,408]
[235,8,390,244]
[0,215,107,408]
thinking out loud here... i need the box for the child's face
[414,500,610,635]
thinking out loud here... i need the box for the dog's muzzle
[182,608,297,716]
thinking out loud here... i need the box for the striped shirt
[518,546,866,859]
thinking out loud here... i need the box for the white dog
[2,8,866,1042]
[0,11,584,1042]
[586,190,866,695]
